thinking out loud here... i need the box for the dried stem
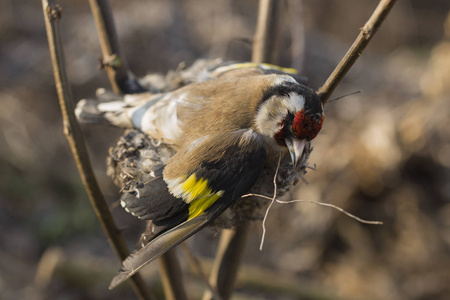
[243,194,383,226]
[157,249,188,300]
[41,1,150,299]
[317,0,398,104]
[259,153,282,250]
[286,0,306,71]
[202,224,251,300]
[181,244,223,300]
[252,0,282,63]
[130,221,185,298]
[88,0,145,94]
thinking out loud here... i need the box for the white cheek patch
[255,93,305,137]
[255,96,289,136]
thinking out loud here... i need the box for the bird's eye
[273,120,287,146]
[292,110,324,141]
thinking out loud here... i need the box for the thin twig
[181,244,223,300]
[317,0,398,104]
[327,90,362,103]
[242,194,383,225]
[259,153,282,250]
[278,199,383,225]
[158,249,188,300]
[41,1,151,299]
[88,0,145,94]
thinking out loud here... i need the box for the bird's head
[255,76,324,167]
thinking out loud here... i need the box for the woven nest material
[107,129,313,230]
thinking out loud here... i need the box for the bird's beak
[285,138,306,167]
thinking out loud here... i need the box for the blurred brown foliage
[0,0,449,299]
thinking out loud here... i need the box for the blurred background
[1,0,449,299]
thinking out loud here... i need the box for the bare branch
[41,1,151,299]
[88,0,145,94]
[158,249,188,300]
[252,0,282,63]
[317,0,398,104]
[202,224,251,300]
[286,0,306,71]
[181,244,223,300]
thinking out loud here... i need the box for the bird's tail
[75,98,132,127]
[109,201,229,290]
[75,89,159,129]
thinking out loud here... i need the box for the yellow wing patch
[214,62,298,75]
[180,174,224,220]
[188,192,223,220]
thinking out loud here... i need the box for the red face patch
[292,110,324,141]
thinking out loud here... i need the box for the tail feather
[109,200,232,290]
[75,99,108,125]
[75,90,167,131]
[109,213,211,289]
[75,99,133,128]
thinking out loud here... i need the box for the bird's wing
[109,129,266,289]
[119,176,190,229]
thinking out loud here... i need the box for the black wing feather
[110,130,266,289]
[120,177,189,227]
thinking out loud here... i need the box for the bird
[75,60,324,289]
